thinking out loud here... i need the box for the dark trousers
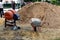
[12,6,15,10]
[0,8,3,17]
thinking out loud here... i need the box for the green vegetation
[24,0,60,5]
[3,0,60,8]
[56,0,60,5]
[54,38,60,40]
[24,0,41,2]
[51,0,57,4]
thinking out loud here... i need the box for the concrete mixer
[4,10,20,30]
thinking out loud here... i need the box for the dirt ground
[0,24,60,40]
[0,2,60,40]
[0,20,60,40]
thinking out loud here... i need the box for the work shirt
[0,2,3,8]
[30,18,41,23]
[30,18,41,27]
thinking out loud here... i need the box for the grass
[54,38,60,40]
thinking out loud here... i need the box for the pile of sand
[0,18,5,26]
[18,2,60,28]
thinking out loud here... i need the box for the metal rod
[5,19,7,28]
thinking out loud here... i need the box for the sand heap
[18,2,60,28]
[0,18,5,26]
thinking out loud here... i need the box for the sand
[18,2,60,28]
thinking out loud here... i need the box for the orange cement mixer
[4,10,16,20]
[4,11,13,20]
[9,9,16,14]
[4,10,20,30]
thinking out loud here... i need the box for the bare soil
[0,2,60,40]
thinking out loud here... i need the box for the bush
[51,0,57,4]
[24,0,41,2]
[54,38,60,40]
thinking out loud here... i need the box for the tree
[51,0,57,4]
[56,0,60,5]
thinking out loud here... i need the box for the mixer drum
[4,11,13,20]
[9,10,16,14]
